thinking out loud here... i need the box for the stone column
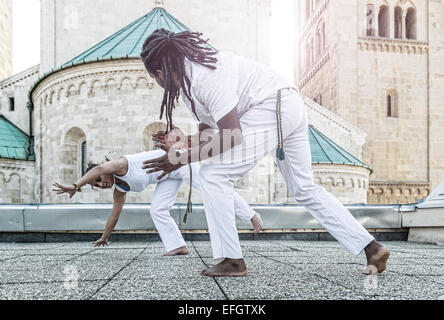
[375,7,380,37]
[402,12,406,39]
[389,4,395,38]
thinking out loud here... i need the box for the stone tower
[0,0,13,81]
[297,0,444,204]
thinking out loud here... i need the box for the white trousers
[199,89,375,259]
[150,163,256,253]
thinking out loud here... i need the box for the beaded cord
[184,163,193,224]
[183,135,194,224]
[276,89,285,161]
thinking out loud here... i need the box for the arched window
[378,5,389,37]
[315,29,321,58]
[394,7,403,39]
[387,90,399,118]
[315,20,325,58]
[63,127,86,182]
[305,36,314,70]
[143,122,167,151]
[366,4,376,37]
[305,42,310,70]
[309,37,314,65]
[305,0,311,20]
[314,94,322,106]
[406,8,417,40]
[321,22,326,50]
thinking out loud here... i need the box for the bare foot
[201,258,248,277]
[164,246,190,256]
[363,241,390,275]
[251,213,263,235]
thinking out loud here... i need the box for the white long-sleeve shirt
[180,51,294,128]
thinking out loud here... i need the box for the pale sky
[12,0,40,74]
[13,0,295,82]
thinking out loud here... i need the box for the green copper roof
[0,116,34,161]
[62,7,193,67]
[308,125,372,172]
[28,6,212,109]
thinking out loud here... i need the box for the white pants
[199,89,375,259]
[150,163,256,253]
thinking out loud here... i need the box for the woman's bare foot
[363,241,390,275]
[251,213,263,235]
[201,258,248,277]
[164,246,190,256]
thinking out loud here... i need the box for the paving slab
[0,240,442,300]
[0,280,106,300]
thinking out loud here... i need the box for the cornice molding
[299,51,330,88]
[358,37,429,54]
[32,59,154,106]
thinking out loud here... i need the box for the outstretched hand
[52,183,76,199]
[92,238,110,247]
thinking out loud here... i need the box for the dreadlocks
[140,29,218,132]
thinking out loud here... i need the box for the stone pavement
[0,240,443,300]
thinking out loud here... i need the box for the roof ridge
[63,11,154,66]
[0,115,30,138]
[0,116,32,161]
[308,125,372,172]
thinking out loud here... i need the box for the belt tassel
[183,164,193,224]
[276,89,285,161]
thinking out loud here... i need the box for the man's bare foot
[164,246,190,256]
[201,258,248,277]
[251,213,263,235]
[363,241,390,275]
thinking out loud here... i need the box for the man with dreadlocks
[140,29,390,277]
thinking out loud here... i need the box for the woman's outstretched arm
[52,158,128,198]
[92,188,127,247]
[75,158,127,189]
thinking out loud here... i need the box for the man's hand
[142,145,185,180]
[152,127,187,150]
[52,183,77,199]
[92,238,110,247]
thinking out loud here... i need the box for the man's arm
[92,189,127,247]
[142,109,243,179]
[185,109,243,162]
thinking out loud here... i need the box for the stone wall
[297,0,443,203]
[368,180,430,204]
[0,0,12,81]
[0,159,35,204]
[40,0,271,74]
[32,59,371,205]
[0,65,40,134]
[274,163,371,204]
[428,0,444,190]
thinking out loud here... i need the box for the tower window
[314,94,322,106]
[387,90,399,118]
[305,0,311,20]
[387,95,392,117]
[9,97,14,112]
[378,5,389,37]
[406,8,417,40]
[394,7,403,39]
[366,4,375,37]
